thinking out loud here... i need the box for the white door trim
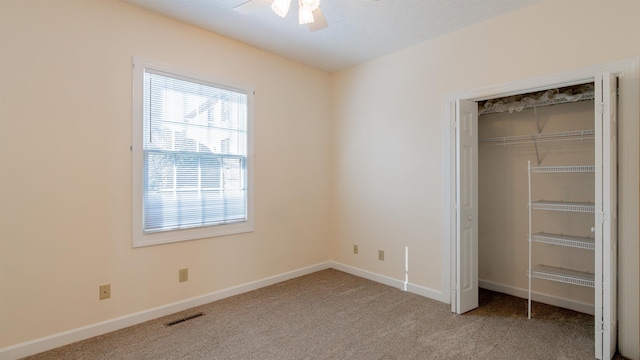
[442,58,639,357]
[442,58,638,307]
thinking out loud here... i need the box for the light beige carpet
[24,269,627,359]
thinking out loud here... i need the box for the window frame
[132,57,254,247]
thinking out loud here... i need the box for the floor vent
[164,312,204,327]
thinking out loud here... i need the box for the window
[132,58,253,247]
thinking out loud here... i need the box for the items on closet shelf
[480,84,594,115]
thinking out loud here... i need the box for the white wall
[0,0,332,349]
[330,1,640,358]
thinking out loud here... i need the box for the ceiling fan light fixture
[271,0,292,17]
[299,0,320,11]
[298,5,315,24]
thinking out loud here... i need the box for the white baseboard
[478,279,595,315]
[328,261,444,302]
[0,262,332,360]
[1,262,444,360]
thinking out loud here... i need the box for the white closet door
[455,99,478,314]
[595,72,618,360]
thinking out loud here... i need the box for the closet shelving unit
[527,161,595,319]
[477,83,598,320]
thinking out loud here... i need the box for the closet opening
[448,68,624,359]
[445,58,639,360]
[477,82,597,318]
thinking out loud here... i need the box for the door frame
[441,58,639,355]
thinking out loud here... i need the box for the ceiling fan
[232,0,332,32]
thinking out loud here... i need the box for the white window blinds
[132,59,253,246]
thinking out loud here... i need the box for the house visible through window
[132,58,254,247]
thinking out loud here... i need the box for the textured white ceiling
[123,0,540,73]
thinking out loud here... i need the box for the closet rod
[479,129,595,145]
[481,136,595,147]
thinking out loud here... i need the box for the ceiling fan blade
[233,0,272,15]
[307,7,328,32]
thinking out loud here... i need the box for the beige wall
[0,0,332,348]
[331,1,639,358]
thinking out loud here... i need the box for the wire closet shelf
[532,232,595,250]
[530,165,595,173]
[530,265,595,288]
[530,200,595,213]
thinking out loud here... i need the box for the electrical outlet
[378,250,385,261]
[179,268,188,283]
[353,245,358,254]
[99,284,111,300]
